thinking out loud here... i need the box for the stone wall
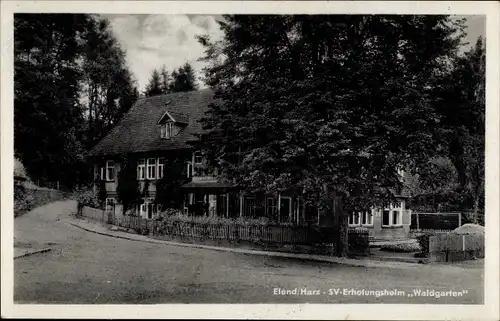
[14,186,68,217]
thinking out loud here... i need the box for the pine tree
[160,65,170,94]
[144,69,163,97]
[169,62,198,92]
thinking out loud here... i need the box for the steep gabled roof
[157,109,189,125]
[89,89,214,157]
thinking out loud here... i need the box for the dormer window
[158,109,188,139]
[161,122,174,139]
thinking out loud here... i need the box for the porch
[180,182,320,225]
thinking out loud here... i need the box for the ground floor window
[348,211,361,226]
[105,197,115,212]
[218,194,228,217]
[137,197,157,219]
[361,210,373,226]
[244,197,256,217]
[382,202,404,227]
[266,197,277,218]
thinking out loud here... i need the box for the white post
[458,212,462,227]
[226,193,229,218]
[296,198,300,225]
[278,194,281,224]
[239,195,243,217]
[191,152,195,177]
[302,198,306,223]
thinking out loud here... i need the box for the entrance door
[244,197,256,217]
[279,197,292,223]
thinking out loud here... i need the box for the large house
[89,89,411,240]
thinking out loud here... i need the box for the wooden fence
[78,206,369,250]
[429,233,485,262]
[81,206,108,222]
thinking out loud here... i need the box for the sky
[103,14,486,92]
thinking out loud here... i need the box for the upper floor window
[106,161,115,181]
[161,122,174,139]
[147,158,157,179]
[137,159,145,180]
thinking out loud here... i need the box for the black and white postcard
[1,1,499,319]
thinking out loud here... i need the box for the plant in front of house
[415,232,436,257]
[155,157,190,210]
[72,185,101,215]
[116,156,141,216]
[380,242,421,253]
[198,15,467,256]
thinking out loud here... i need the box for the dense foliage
[154,157,190,209]
[116,157,141,214]
[144,62,199,97]
[198,15,469,256]
[14,14,139,189]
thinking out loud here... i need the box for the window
[244,197,256,217]
[139,198,156,219]
[361,210,373,226]
[137,159,145,180]
[157,158,164,179]
[161,122,174,139]
[266,197,277,217]
[382,210,390,226]
[348,211,361,226]
[147,158,156,179]
[382,202,403,227]
[106,161,115,181]
[105,198,115,212]
[194,152,203,165]
[392,210,401,225]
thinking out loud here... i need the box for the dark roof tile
[89,89,214,156]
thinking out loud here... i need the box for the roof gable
[157,110,189,125]
[89,89,214,157]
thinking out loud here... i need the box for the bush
[72,186,101,209]
[14,187,65,217]
[156,210,271,226]
[380,242,421,253]
[416,232,435,257]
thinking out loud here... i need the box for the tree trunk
[334,195,349,257]
[321,184,349,258]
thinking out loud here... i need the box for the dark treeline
[143,62,198,97]
[14,14,139,189]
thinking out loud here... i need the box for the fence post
[458,212,462,227]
